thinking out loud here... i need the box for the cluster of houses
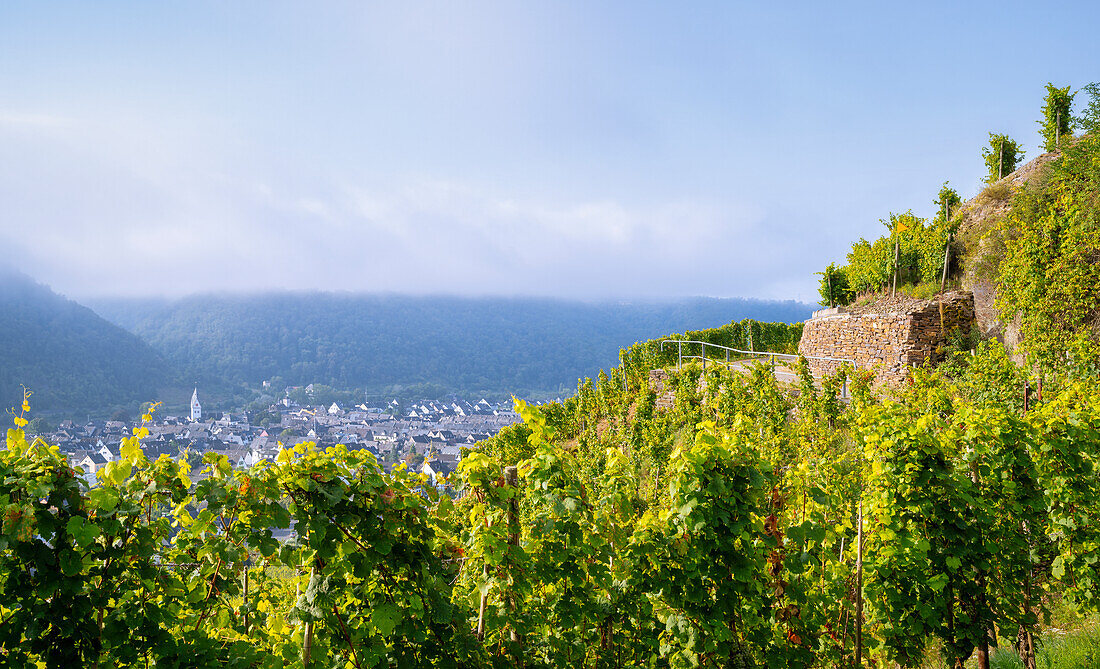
[42,389,526,486]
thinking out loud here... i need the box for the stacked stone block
[797,291,976,388]
[649,369,676,411]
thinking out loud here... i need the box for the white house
[76,453,109,484]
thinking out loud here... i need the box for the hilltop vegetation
[984,130,1100,371]
[0,272,810,416]
[0,270,167,412]
[88,293,811,400]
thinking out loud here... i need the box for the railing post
[678,341,682,370]
[702,342,706,370]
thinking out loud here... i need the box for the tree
[252,409,279,427]
[981,134,1025,183]
[1075,81,1100,136]
[24,416,50,435]
[817,263,852,307]
[1038,83,1075,152]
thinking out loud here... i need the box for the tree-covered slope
[0,271,168,411]
[88,294,812,397]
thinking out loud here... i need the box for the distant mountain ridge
[0,270,168,412]
[88,293,813,400]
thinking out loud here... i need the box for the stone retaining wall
[797,291,976,388]
[649,369,676,410]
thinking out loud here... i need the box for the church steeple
[190,387,202,422]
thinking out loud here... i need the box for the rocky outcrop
[956,148,1061,356]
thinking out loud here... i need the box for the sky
[1,1,1098,303]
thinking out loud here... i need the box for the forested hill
[88,294,812,398]
[0,271,168,411]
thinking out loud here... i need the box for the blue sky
[1,1,1098,302]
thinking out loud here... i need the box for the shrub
[817,263,853,307]
[1076,81,1100,136]
[983,133,1025,182]
[1039,83,1075,152]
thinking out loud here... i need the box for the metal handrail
[659,339,858,398]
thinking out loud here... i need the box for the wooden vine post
[940,236,951,293]
[476,565,488,641]
[1021,574,1037,669]
[891,238,900,298]
[476,515,489,643]
[242,559,250,636]
[303,565,316,666]
[968,457,991,669]
[940,196,951,293]
[504,466,522,651]
[856,499,863,667]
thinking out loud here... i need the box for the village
[44,388,526,486]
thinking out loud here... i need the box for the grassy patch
[977,181,1013,205]
[896,282,943,300]
[989,625,1100,668]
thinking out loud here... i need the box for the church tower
[190,388,202,422]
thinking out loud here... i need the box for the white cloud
[2,153,790,298]
[0,112,72,130]
[0,103,795,301]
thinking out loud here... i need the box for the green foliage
[845,235,896,295]
[818,263,852,307]
[0,270,167,412]
[984,133,1026,182]
[628,423,778,667]
[1039,83,1076,152]
[858,383,1044,666]
[996,132,1100,371]
[950,340,1027,412]
[285,384,361,408]
[1077,82,1100,136]
[89,294,811,401]
[822,184,962,300]
[990,623,1100,669]
[934,182,963,222]
[7,306,1100,667]
[1029,383,1100,610]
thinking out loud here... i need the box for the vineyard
[3,329,1099,667]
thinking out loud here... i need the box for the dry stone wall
[798,291,976,388]
[649,369,676,411]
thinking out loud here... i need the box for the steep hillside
[0,270,169,412]
[88,294,812,399]
[955,148,1063,345]
[818,127,1098,371]
[956,131,1100,367]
